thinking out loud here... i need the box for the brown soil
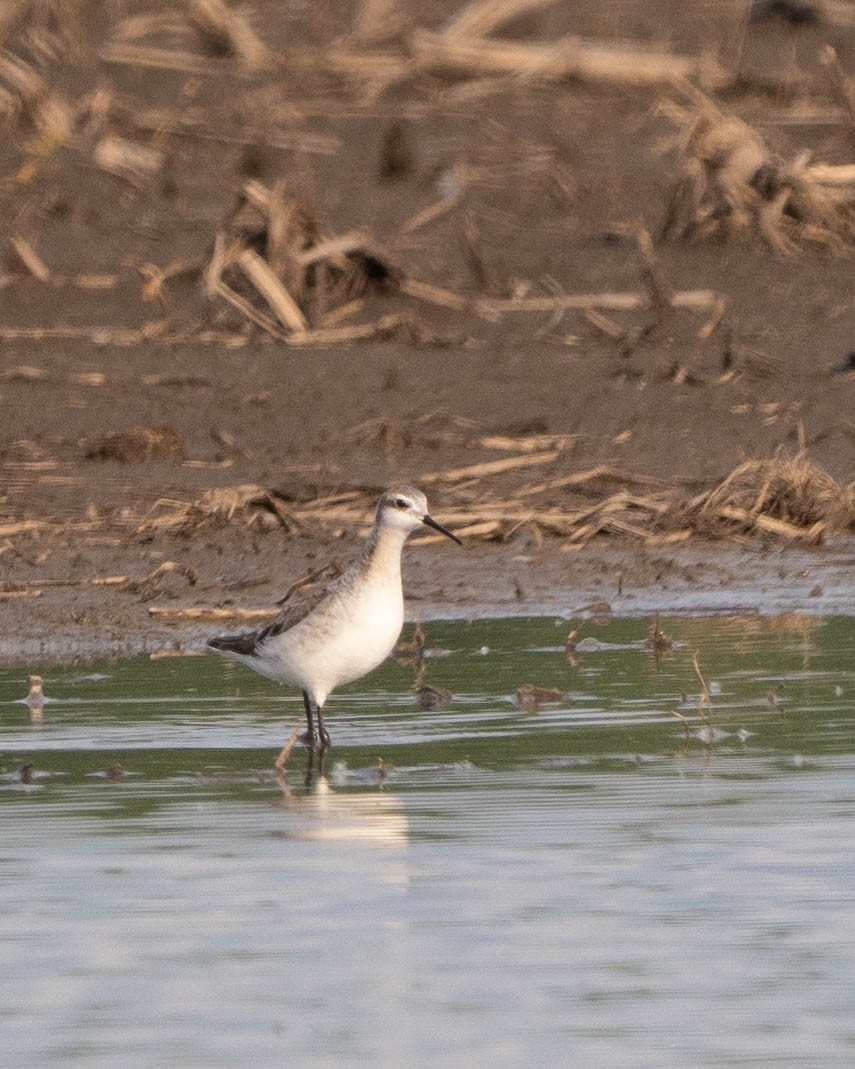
[2,1,855,664]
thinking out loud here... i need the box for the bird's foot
[298,727,332,752]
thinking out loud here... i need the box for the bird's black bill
[422,513,462,544]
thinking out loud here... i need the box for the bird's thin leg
[317,706,331,751]
[302,689,317,751]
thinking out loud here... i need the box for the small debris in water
[694,726,731,744]
[539,756,589,769]
[767,685,785,710]
[438,760,478,775]
[26,675,45,722]
[574,637,621,653]
[514,683,564,712]
[645,614,673,654]
[18,762,37,784]
[415,685,453,710]
[371,758,395,785]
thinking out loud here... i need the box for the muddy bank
[4,536,855,667]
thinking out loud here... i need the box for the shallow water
[2,614,855,1068]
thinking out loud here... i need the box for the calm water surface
[2,614,855,1068]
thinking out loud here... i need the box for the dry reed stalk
[688,650,716,728]
[284,314,403,347]
[820,46,855,135]
[713,506,825,541]
[112,12,190,41]
[0,563,193,595]
[214,280,290,339]
[0,327,101,342]
[99,43,224,76]
[475,289,721,315]
[203,230,228,298]
[9,237,50,281]
[352,0,410,43]
[187,0,273,69]
[74,274,119,289]
[420,450,561,484]
[236,248,308,332]
[140,257,205,303]
[476,433,577,453]
[324,47,412,100]
[401,192,465,234]
[399,278,473,313]
[321,299,364,326]
[295,230,375,268]
[94,135,163,187]
[124,107,341,155]
[0,50,72,138]
[442,0,556,38]
[297,491,366,511]
[148,606,277,622]
[0,520,46,537]
[411,30,725,89]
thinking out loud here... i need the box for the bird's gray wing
[208,566,344,657]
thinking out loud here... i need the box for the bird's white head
[376,487,461,544]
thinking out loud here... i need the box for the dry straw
[122,447,855,550]
[680,450,854,544]
[661,92,855,253]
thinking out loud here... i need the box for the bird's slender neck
[359,515,408,581]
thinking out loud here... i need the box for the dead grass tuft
[661,94,855,253]
[204,179,398,338]
[680,449,853,543]
[84,426,185,464]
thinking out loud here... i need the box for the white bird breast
[258,583,405,702]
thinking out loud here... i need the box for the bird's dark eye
[394,497,409,509]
